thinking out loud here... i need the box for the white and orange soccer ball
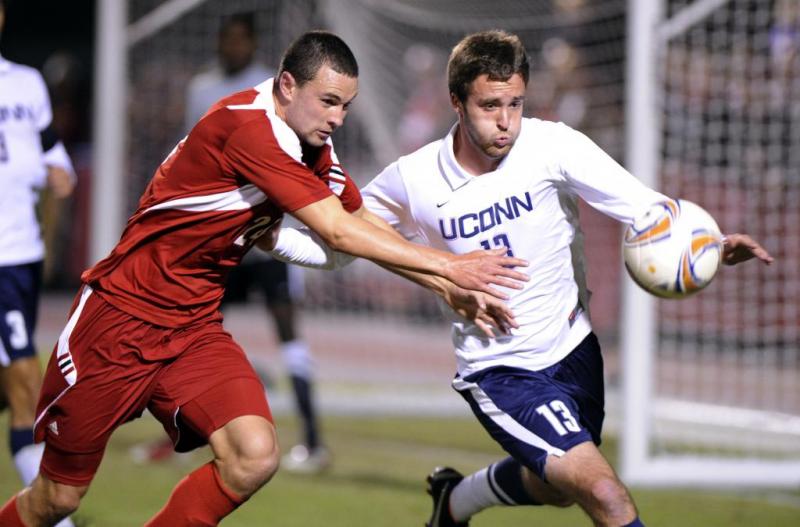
[623,199,724,299]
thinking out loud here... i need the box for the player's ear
[450,92,464,116]
[277,71,298,101]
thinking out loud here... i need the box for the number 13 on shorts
[536,400,581,436]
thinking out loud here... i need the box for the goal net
[622,0,800,487]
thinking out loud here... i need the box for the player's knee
[44,483,86,518]
[588,477,632,516]
[226,433,280,495]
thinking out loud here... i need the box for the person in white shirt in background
[267,30,773,527]
[0,2,76,526]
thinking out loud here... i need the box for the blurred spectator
[184,12,273,129]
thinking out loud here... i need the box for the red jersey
[83,79,362,327]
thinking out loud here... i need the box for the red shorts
[34,286,273,486]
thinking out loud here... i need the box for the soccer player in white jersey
[0,2,76,526]
[269,30,773,527]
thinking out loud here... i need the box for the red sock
[145,462,245,527]
[0,495,27,527]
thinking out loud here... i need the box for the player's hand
[444,248,529,300]
[442,284,519,338]
[721,233,774,266]
[46,166,75,198]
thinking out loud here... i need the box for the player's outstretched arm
[291,196,529,299]
[721,233,774,266]
[262,206,520,336]
[357,207,518,336]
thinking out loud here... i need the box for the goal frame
[621,0,800,488]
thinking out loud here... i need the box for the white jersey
[361,118,667,376]
[0,56,72,267]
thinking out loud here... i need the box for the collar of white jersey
[0,55,11,75]
[438,123,516,191]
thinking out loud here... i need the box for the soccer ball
[623,199,724,299]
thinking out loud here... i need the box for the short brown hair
[447,30,529,103]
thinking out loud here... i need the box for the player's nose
[497,109,510,130]
[328,108,346,130]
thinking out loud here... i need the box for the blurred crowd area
[4,0,799,341]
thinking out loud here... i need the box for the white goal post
[622,0,800,488]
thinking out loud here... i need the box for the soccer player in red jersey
[0,31,528,527]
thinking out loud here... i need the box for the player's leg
[4,476,89,527]
[144,415,279,527]
[0,264,76,526]
[2,287,167,525]
[439,446,639,526]
[430,334,642,526]
[0,263,47,486]
[145,324,278,526]
[209,415,279,496]
[543,441,639,526]
[1,357,44,482]
[261,260,328,472]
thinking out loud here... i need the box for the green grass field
[2,411,799,526]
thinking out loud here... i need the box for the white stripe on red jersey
[83,79,361,329]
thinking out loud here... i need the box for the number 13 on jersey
[480,233,514,256]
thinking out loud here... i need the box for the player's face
[453,73,526,171]
[281,64,358,147]
[219,24,256,75]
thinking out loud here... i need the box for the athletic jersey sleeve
[553,123,669,224]
[24,68,77,181]
[31,70,53,131]
[41,141,77,181]
[332,169,363,212]
[222,120,333,213]
[308,143,363,213]
[270,226,356,270]
[361,161,418,240]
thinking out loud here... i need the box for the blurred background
[1,0,799,524]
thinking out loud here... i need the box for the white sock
[281,339,313,379]
[13,442,44,486]
[14,443,76,527]
[449,466,505,522]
